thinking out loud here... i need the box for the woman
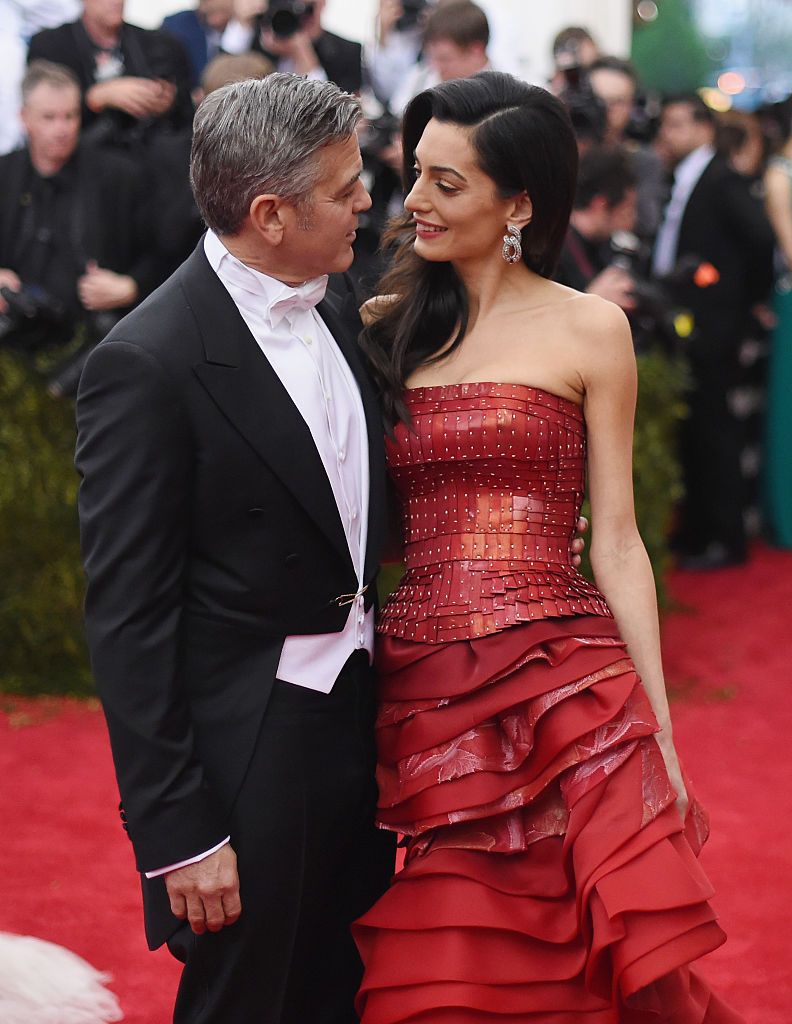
[763,109,792,548]
[353,73,742,1023]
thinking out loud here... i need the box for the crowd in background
[2,0,792,567]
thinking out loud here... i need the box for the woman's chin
[413,237,450,261]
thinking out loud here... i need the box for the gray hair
[190,73,362,235]
[22,60,80,104]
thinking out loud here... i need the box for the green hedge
[0,348,687,696]
[0,351,92,695]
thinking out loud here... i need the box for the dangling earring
[501,224,522,264]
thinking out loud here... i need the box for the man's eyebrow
[336,167,363,194]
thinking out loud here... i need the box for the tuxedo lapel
[181,245,352,567]
[317,287,387,583]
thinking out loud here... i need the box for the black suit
[28,20,194,143]
[75,242,395,1021]
[665,155,774,557]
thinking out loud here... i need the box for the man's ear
[249,194,285,246]
[506,191,533,229]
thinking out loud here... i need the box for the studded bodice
[378,382,611,643]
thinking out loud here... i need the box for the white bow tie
[268,276,329,328]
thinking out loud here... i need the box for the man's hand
[571,515,588,568]
[165,844,242,935]
[260,27,321,74]
[86,77,176,119]
[586,266,636,311]
[0,269,21,313]
[78,263,138,311]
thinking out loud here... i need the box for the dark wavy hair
[361,71,578,429]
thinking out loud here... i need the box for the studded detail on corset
[377,382,612,643]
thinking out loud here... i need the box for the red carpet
[1,542,790,1022]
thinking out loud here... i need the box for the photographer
[555,144,637,312]
[222,0,362,93]
[366,0,426,107]
[27,0,193,152]
[0,61,159,382]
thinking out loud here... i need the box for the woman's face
[404,118,524,264]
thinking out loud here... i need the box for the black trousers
[169,651,396,1023]
[678,335,747,558]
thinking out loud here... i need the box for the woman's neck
[452,253,537,324]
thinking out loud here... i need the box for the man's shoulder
[161,10,200,31]
[99,260,203,362]
[28,21,79,56]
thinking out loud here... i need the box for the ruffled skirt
[353,616,742,1023]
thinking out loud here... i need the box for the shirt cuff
[144,836,231,878]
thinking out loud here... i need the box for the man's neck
[569,209,605,245]
[29,148,70,179]
[220,232,315,287]
[81,14,122,50]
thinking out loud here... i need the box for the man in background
[162,0,235,92]
[28,0,193,150]
[653,94,774,568]
[555,144,637,312]
[0,60,158,359]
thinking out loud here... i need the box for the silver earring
[502,224,522,264]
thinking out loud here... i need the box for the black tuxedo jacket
[0,144,162,303]
[672,155,774,350]
[28,20,194,135]
[75,242,386,949]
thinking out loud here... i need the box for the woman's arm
[579,298,687,817]
[765,162,792,268]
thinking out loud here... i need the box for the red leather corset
[378,382,611,643]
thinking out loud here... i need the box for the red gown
[353,383,742,1023]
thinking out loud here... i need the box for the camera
[609,232,699,353]
[0,285,70,350]
[358,111,400,160]
[261,0,315,40]
[396,0,428,32]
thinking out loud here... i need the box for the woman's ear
[507,191,533,229]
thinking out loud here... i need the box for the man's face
[281,133,371,278]
[198,0,233,31]
[82,0,125,32]
[659,103,712,165]
[589,68,635,142]
[425,39,487,82]
[22,83,81,170]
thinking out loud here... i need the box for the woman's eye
[437,182,458,195]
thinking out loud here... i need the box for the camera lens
[271,8,300,37]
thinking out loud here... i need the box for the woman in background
[353,72,743,1023]
[763,104,792,548]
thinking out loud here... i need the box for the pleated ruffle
[353,617,742,1023]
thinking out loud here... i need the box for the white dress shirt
[145,231,375,878]
[652,144,715,278]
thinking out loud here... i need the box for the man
[28,0,193,148]
[390,0,491,115]
[587,56,666,242]
[653,94,774,568]
[221,0,362,94]
[162,0,234,91]
[0,60,159,354]
[75,73,395,1023]
[555,144,637,313]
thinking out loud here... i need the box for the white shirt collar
[203,230,329,330]
[673,143,715,193]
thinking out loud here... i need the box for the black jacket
[671,155,774,349]
[75,242,386,949]
[28,20,194,138]
[0,144,161,305]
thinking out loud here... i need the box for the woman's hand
[656,729,689,823]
